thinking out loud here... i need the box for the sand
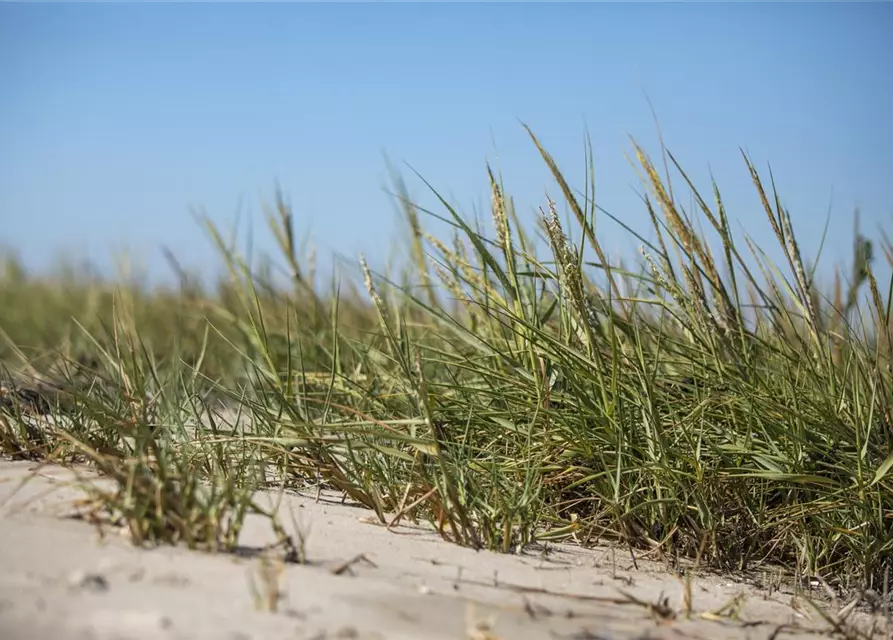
[0,458,887,640]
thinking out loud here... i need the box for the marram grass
[1,129,890,601]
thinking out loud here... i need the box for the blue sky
[1,2,891,290]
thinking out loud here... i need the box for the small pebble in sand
[67,570,109,593]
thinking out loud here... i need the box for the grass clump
[1,127,890,599]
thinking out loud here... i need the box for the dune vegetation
[2,128,891,603]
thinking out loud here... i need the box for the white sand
[0,459,885,640]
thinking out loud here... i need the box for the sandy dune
[0,459,885,640]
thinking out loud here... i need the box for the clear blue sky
[1,2,891,290]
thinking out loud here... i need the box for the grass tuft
[1,128,890,602]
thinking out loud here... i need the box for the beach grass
[1,128,890,603]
